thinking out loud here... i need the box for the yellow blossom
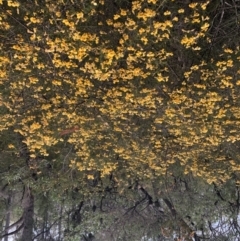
[114,14,120,20]
[181,36,197,48]
[178,9,185,13]
[7,0,20,7]
[77,12,84,19]
[201,1,209,10]
[189,3,198,8]
[224,48,233,54]
[164,11,171,16]
[141,36,148,44]
[201,22,209,32]
[120,9,127,16]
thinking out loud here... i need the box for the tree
[1,0,240,240]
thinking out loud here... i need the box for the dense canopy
[0,0,240,240]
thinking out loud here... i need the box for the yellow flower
[165,20,173,28]
[87,174,94,180]
[29,77,38,84]
[29,122,41,132]
[106,19,113,25]
[30,17,40,24]
[201,1,209,10]
[181,36,196,48]
[145,8,156,18]
[201,22,209,32]
[120,9,127,16]
[77,12,84,19]
[190,65,199,71]
[7,0,20,7]
[113,14,120,20]
[224,48,233,54]
[192,46,201,51]
[164,11,171,16]
[192,18,200,23]
[137,9,156,20]
[52,80,62,86]
[141,36,148,44]
[178,9,185,13]
[147,0,157,3]
[41,104,51,110]
[56,12,61,17]
[189,3,198,8]
[139,28,145,34]
[123,33,128,40]
[226,59,233,67]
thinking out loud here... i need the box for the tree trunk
[4,209,10,241]
[58,201,63,241]
[2,195,11,241]
[20,190,34,241]
[40,194,49,241]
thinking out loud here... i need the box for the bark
[16,134,34,241]
[2,195,11,241]
[163,198,177,217]
[58,201,63,241]
[163,198,195,241]
[20,190,34,241]
[41,194,49,241]
[4,210,10,241]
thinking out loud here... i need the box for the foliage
[1,0,240,185]
[0,0,240,240]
